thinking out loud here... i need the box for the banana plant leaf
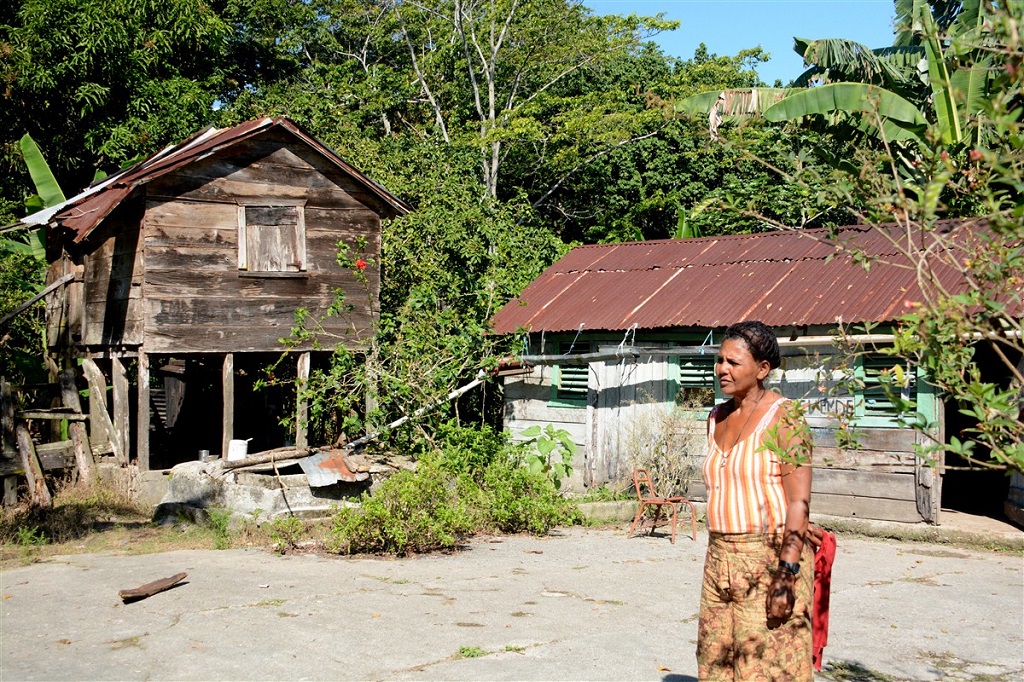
[673,88,790,119]
[19,134,65,209]
[762,82,928,143]
[794,37,910,87]
[920,9,962,145]
[0,225,45,260]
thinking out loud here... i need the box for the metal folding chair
[627,468,697,543]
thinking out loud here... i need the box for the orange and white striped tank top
[702,398,789,534]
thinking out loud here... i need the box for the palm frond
[795,38,909,88]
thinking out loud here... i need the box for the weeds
[268,516,306,553]
[0,478,147,548]
[621,394,706,498]
[456,646,487,659]
[206,508,233,550]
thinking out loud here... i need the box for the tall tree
[0,0,232,196]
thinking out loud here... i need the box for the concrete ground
[1,523,1021,682]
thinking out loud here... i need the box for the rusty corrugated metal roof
[29,117,411,244]
[490,220,1003,333]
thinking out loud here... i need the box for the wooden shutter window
[238,204,306,273]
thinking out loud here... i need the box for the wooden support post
[3,476,16,507]
[59,368,95,485]
[296,352,310,449]
[222,353,234,458]
[137,352,150,471]
[112,357,130,466]
[1,377,17,507]
[1,377,16,458]
[81,359,115,458]
[16,422,51,508]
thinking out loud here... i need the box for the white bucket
[227,439,251,461]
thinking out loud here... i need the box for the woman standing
[697,321,814,681]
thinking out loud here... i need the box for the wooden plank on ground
[119,572,188,603]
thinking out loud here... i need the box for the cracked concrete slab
[1,527,1021,681]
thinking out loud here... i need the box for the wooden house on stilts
[16,117,408,479]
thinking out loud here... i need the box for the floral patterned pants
[697,533,813,681]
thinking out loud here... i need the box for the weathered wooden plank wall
[139,131,381,354]
[79,199,145,348]
[501,366,588,491]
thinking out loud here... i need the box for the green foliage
[0,0,231,203]
[761,400,815,467]
[457,646,487,659]
[519,424,576,490]
[268,515,306,554]
[0,249,47,383]
[19,133,65,209]
[326,425,580,555]
[327,458,478,556]
[480,457,581,534]
[14,525,47,547]
[205,507,233,550]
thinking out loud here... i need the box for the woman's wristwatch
[778,560,801,576]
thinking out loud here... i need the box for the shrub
[326,425,582,555]
[434,421,510,482]
[480,456,581,534]
[327,457,478,555]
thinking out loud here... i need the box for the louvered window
[552,342,589,404]
[856,354,916,423]
[675,354,717,408]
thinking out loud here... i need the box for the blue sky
[585,0,899,85]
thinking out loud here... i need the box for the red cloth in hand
[812,530,837,671]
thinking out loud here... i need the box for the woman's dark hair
[723,321,781,370]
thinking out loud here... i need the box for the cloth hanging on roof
[813,529,837,671]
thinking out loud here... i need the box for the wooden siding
[139,131,382,353]
[502,344,941,523]
[592,351,670,488]
[502,365,587,490]
[81,199,145,347]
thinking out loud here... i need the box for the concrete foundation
[153,460,369,524]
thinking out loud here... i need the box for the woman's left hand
[765,572,796,629]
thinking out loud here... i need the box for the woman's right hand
[765,572,796,629]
